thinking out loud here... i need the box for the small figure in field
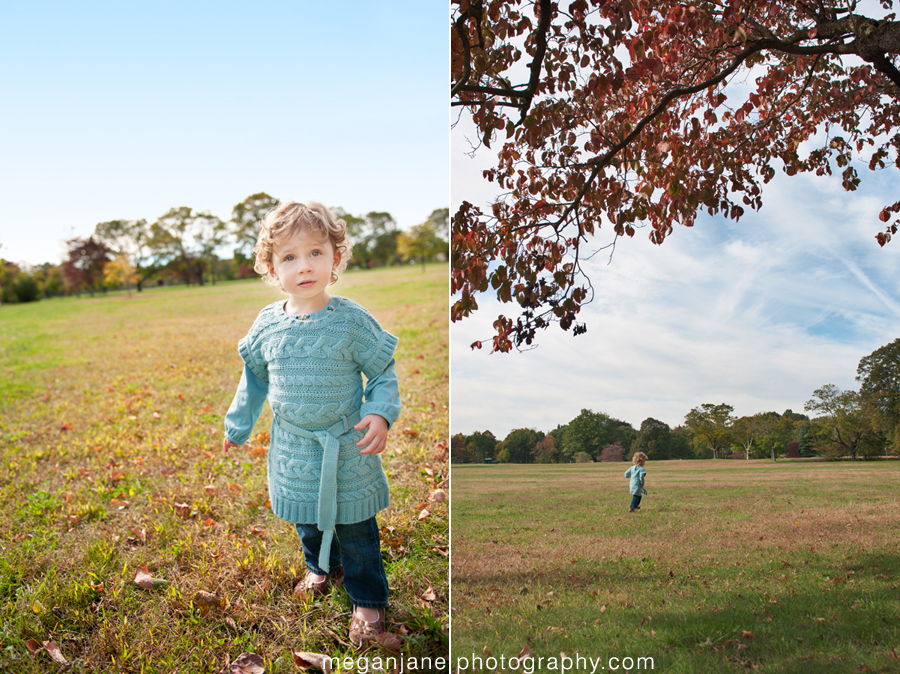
[222,201,401,646]
[625,452,648,512]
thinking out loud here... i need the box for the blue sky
[0,2,448,266]
[451,115,900,439]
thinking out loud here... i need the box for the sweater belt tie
[274,412,362,573]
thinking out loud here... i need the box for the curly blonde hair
[253,201,352,288]
[632,452,648,466]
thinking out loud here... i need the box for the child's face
[269,229,341,311]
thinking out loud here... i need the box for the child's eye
[284,255,295,262]
[310,250,321,257]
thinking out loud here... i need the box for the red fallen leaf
[43,641,67,665]
[293,651,332,672]
[24,639,41,654]
[740,630,756,639]
[174,502,191,518]
[402,428,420,438]
[134,567,168,590]
[250,527,267,537]
[249,446,267,457]
[231,652,265,674]
[518,643,532,660]
[203,518,216,527]
[229,483,242,492]
[42,395,50,402]
[60,424,74,432]
[130,527,146,542]
[203,451,216,459]
[89,583,105,592]
[203,405,211,411]
[416,354,425,359]
[411,368,421,374]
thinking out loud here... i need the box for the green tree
[857,338,900,454]
[632,417,675,461]
[150,207,227,285]
[397,208,450,269]
[805,384,878,460]
[231,192,280,264]
[465,430,499,463]
[684,403,734,459]
[498,428,544,463]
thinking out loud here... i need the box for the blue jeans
[296,517,389,609]
[630,494,643,510]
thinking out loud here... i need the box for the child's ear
[332,250,342,268]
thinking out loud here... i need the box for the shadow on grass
[453,552,900,673]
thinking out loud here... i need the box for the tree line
[0,193,449,303]
[452,338,900,464]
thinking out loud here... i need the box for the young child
[222,201,401,647]
[624,452,648,512]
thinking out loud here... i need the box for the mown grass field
[0,264,448,673]
[451,460,900,673]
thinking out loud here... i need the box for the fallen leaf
[32,600,45,614]
[402,428,420,438]
[374,632,403,652]
[203,518,216,527]
[60,424,74,432]
[422,583,437,602]
[429,489,447,503]
[229,483,243,492]
[740,631,756,639]
[231,652,265,674]
[204,485,217,496]
[130,527,147,542]
[174,502,191,518]
[293,651,332,673]
[249,446,267,457]
[43,641,67,665]
[518,643,532,660]
[418,509,431,521]
[193,590,223,616]
[89,583,105,592]
[250,526,267,537]
[225,617,237,630]
[134,567,168,590]
[24,639,41,654]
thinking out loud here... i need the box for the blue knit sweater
[224,296,401,571]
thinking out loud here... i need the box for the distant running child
[222,201,401,646]
[625,452,648,512]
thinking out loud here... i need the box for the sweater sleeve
[359,358,401,428]
[224,364,269,445]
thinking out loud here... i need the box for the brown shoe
[293,567,344,601]
[349,608,385,647]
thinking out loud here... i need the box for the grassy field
[0,264,448,673]
[451,460,900,673]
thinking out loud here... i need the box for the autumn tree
[63,237,111,296]
[599,441,625,462]
[103,254,139,296]
[93,219,158,291]
[532,434,558,462]
[684,403,734,459]
[452,0,900,351]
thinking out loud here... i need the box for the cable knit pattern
[236,296,398,543]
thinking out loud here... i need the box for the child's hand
[223,438,241,452]
[355,414,389,455]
